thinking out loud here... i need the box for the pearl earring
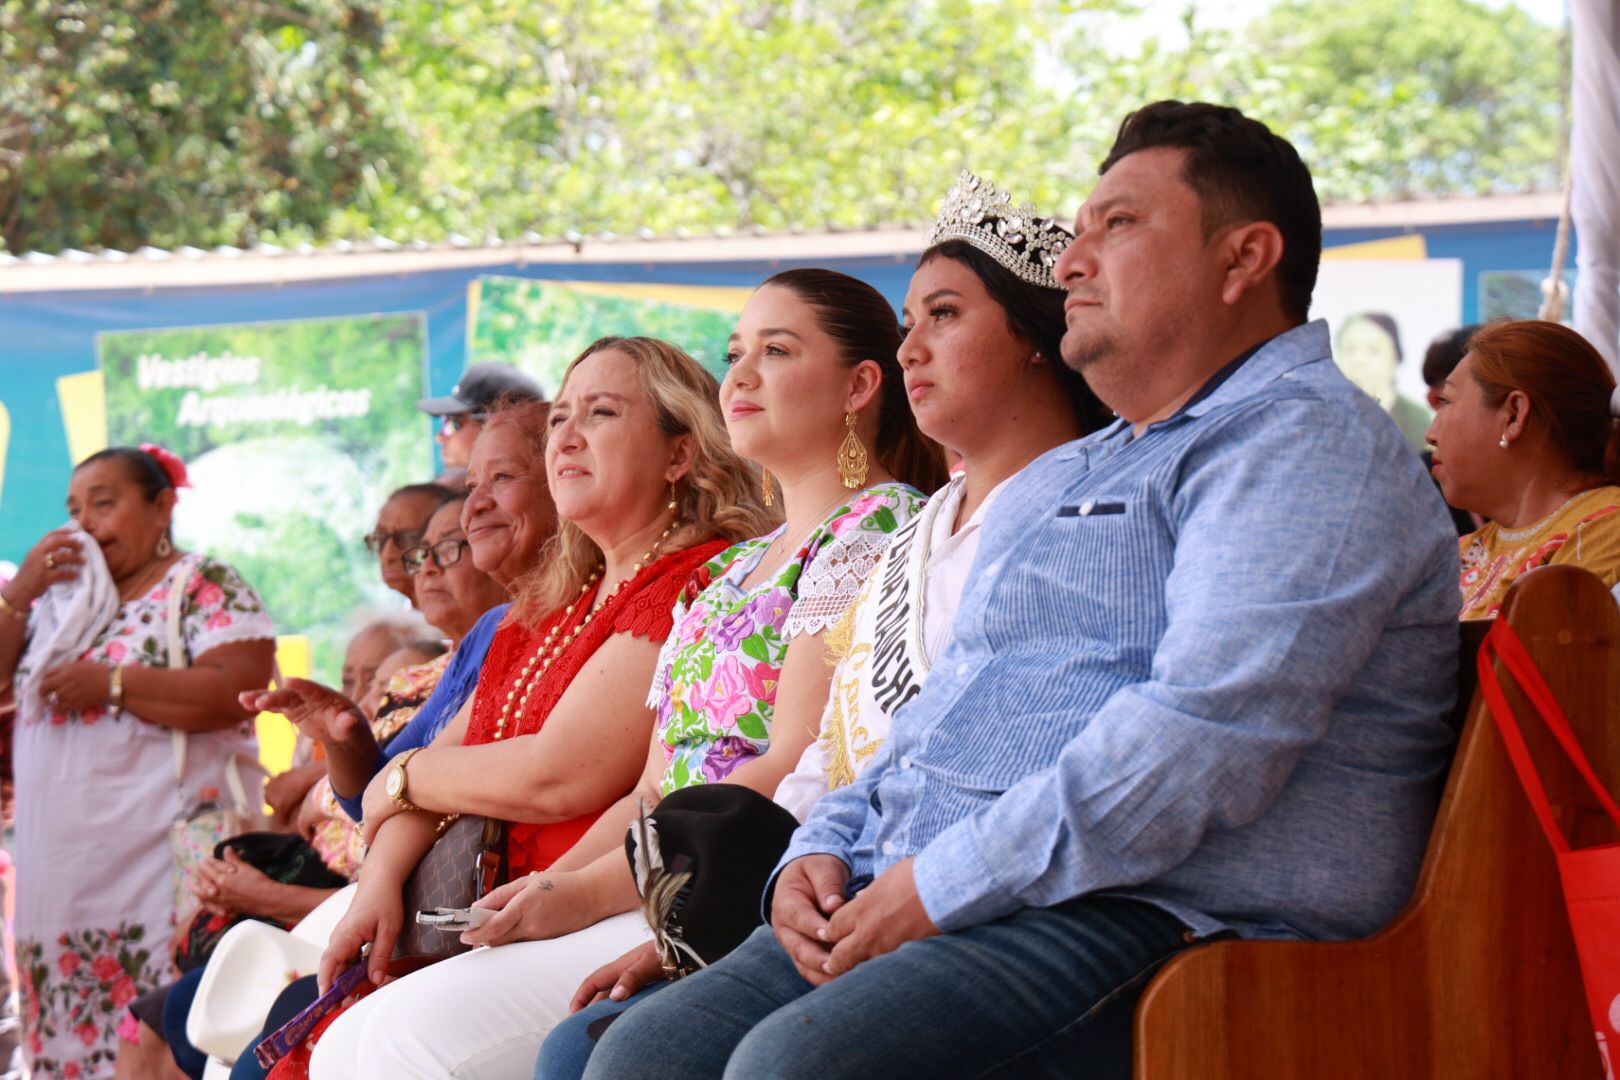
[1499,435,1510,449]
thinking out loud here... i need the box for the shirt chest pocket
[979,491,1173,648]
[1037,492,1167,578]
[1057,498,1128,518]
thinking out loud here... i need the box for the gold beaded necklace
[495,515,679,740]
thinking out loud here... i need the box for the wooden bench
[1135,564,1617,1079]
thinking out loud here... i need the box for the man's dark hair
[1100,101,1322,324]
[1422,324,1480,389]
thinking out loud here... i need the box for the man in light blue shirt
[585,102,1460,1080]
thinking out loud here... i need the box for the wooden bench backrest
[1134,564,1619,1079]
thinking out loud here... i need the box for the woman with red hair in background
[1426,319,1620,618]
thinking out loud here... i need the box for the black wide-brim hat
[625,783,801,972]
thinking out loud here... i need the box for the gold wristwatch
[384,747,425,812]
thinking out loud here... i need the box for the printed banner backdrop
[0,218,1554,681]
[97,312,431,677]
[1310,257,1466,432]
[468,276,750,389]
[1482,269,1578,322]
[0,268,789,693]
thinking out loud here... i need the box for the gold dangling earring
[155,535,173,558]
[837,412,869,490]
[761,468,775,507]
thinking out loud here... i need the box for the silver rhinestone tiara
[926,171,1073,290]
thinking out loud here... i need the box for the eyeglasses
[363,527,424,555]
[402,538,471,575]
[438,413,489,438]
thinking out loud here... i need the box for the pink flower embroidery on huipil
[675,605,709,648]
[743,662,781,703]
[698,658,755,731]
[826,492,889,536]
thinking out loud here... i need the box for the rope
[1540,13,1575,324]
[1540,174,1574,323]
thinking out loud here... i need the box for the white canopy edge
[1571,0,1620,371]
[0,193,1564,296]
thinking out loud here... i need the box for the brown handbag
[393,814,508,968]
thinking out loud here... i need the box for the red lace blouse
[464,540,730,876]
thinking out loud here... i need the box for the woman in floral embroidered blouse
[651,485,922,791]
[1427,319,1620,618]
[304,270,948,1080]
[0,446,276,1080]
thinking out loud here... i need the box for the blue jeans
[535,983,666,1080]
[582,895,1194,1080]
[228,975,321,1080]
[161,968,208,1080]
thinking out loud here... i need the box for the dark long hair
[919,240,1112,435]
[760,268,949,493]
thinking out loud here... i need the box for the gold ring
[44,553,55,569]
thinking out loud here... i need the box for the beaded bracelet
[0,592,26,623]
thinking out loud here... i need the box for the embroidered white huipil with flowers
[13,554,272,1079]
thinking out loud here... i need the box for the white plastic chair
[187,883,356,1067]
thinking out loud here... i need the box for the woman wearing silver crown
[533,173,1110,1080]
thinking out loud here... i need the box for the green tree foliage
[1,0,1564,255]
[470,278,738,388]
[1098,0,1565,201]
[0,0,409,254]
[344,0,1095,240]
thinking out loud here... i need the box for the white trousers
[308,912,649,1080]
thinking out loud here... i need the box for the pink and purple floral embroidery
[655,483,923,794]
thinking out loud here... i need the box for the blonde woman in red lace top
[313,337,774,1003]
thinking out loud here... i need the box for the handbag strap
[160,558,272,815]
[221,753,272,816]
[1477,616,1620,854]
[167,558,196,786]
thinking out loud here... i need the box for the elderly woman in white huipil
[0,446,274,1080]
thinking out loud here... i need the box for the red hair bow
[139,443,192,490]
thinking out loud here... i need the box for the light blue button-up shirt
[778,320,1460,941]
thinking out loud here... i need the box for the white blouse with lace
[775,476,1007,821]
